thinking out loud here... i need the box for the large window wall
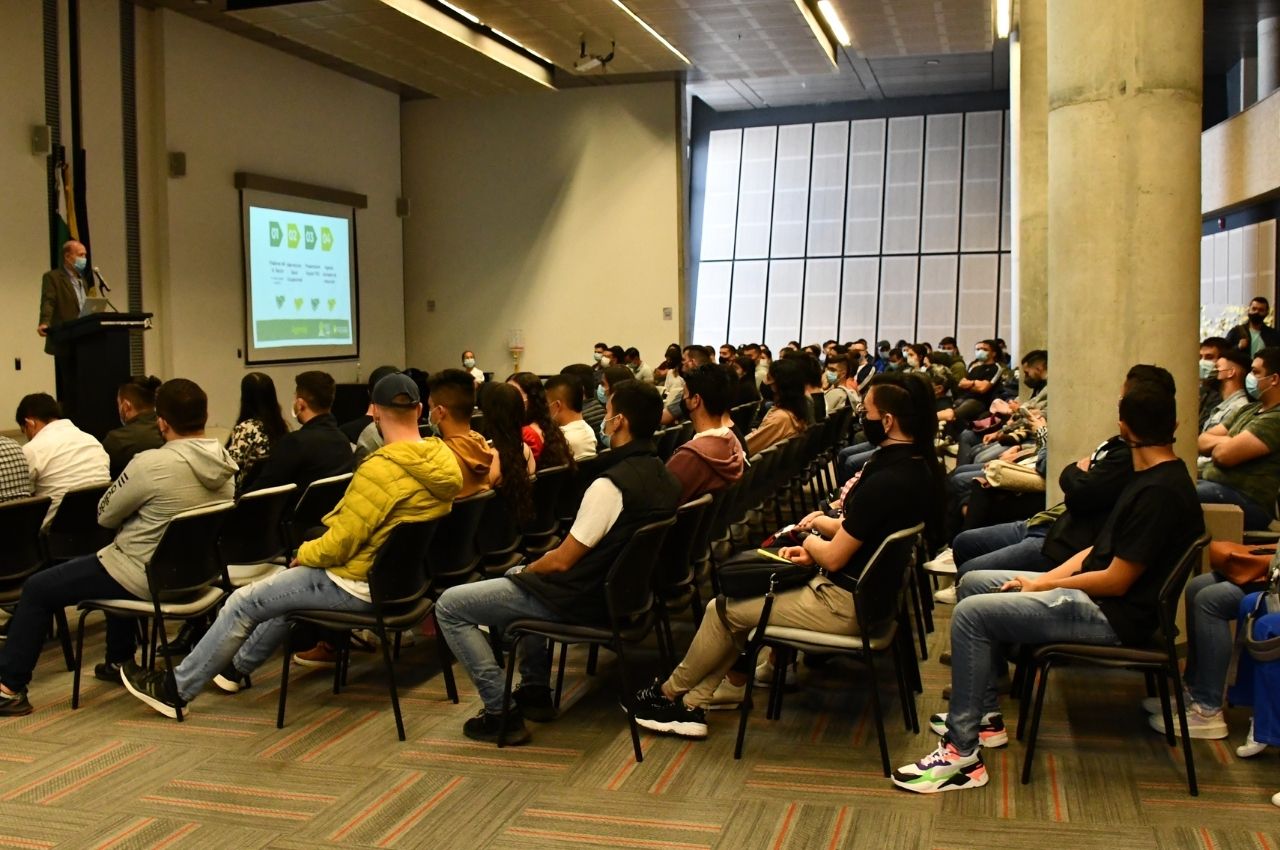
[692,109,1012,354]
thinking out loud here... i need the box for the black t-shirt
[960,362,1000,403]
[839,444,936,578]
[1080,459,1204,645]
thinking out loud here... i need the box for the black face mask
[1025,378,1046,392]
[860,414,888,445]
[1250,313,1266,325]
[675,398,689,420]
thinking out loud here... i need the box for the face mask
[906,354,919,368]
[600,413,620,447]
[72,256,87,273]
[291,403,301,423]
[675,398,689,420]
[1198,360,1216,381]
[974,349,989,362]
[1247,372,1262,398]
[596,385,607,406]
[463,358,476,368]
[1251,313,1266,326]
[860,414,888,445]
[629,363,639,373]
[825,370,838,384]
[593,352,603,363]
[878,347,890,358]
[1025,377,1046,392]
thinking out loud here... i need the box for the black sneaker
[94,661,125,684]
[212,664,248,694]
[120,660,187,719]
[462,707,530,745]
[632,688,708,740]
[0,688,32,717]
[164,620,206,656]
[512,685,557,722]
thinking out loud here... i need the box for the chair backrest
[43,483,111,561]
[0,496,53,584]
[654,493,714,592]
[655,426,681,461]
[476,488,522,556]
[147,501,236,599]
[220,483,297,565]
[707,475,744,542]
[557,450,610,523]
[1158,532,1212,646]
[730,401,759,436]
[849,523,926,635]
[606,515,677,628]
[288,472,353,543]
[674,420,695,450]
[523,464,570,537]
[367,518,441,608]
[427,488,495,587]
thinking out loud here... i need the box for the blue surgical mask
[463,358,476,369]
[825,370,838,384]
[974,349,989,362]
[1198,360,1215,381]
[600,413,619,447]
[1247,372,1261,398]
[596,385,607,406]
[72,256,87,273]
[593,352,603,363]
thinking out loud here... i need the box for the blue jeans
[836,442,876,486]
[946,569,1120,753]
[1196,480,1273,531]
[947,464,986,506]
[956,429,983,467]
[1182,571,1243,708]
[953,521,1052,578]
[435,572,560,714]
[172,566,371,702]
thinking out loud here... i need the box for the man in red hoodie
[666,364,746,503]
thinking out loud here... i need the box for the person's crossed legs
[953,522,1052,579]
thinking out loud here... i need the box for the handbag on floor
[716,548,816,599]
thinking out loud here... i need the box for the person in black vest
[435,380,681,745]
[245,370,355,500]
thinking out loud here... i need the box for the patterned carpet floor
[1,605,1278,850]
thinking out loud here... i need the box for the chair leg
[690,585,704,629]
[55,609,74,672]
[432,615,459,704]
[497,633,521,749]
[1015,652,1036,741]
[392,630,403,662]
[734,644,765,760]
[1170,670,1199,796]
[586,644,599,677]
[153,615,181,723]
[1144,670,1157,697]
[553,642,568,710]
[277,625,294,729]
[1020,660,1053,785]
[71,610,91,710]
[614,641,643,763]
[1155,672,1176,748]
[908,573,928,661]
[377,626,406,741]
[862,650,891,777]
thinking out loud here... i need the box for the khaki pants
[666,578,857,708]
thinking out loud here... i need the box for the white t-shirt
[328,572,372,603]
[567,478,624,547]
[560,419,599,461]
[469,366,485,385]
[23,418,111,526]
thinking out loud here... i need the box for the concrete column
[1046,0,1203,501]
[1260,17,1280,99]
[1010,0,1047,359]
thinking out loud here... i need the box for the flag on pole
[55,158,78,246]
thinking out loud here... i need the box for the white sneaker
[1147,702,1229,739]
[933,585,957,605]
[754,656,797,687]
[1272,791,1280,808]
[705,678,746,710]
[1140,693,1192,715]
[1238,719,1268,758]
[924,548,956,575]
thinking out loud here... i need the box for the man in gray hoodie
[0,378,236,716]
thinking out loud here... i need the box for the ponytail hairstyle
[865,371,945,547]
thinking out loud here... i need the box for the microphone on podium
[92,266,111,293]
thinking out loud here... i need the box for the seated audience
[625,347,654,384]
[661,347,713,426]
[1201,349,1251,437]
[955,350,1049,467]
[745,358,807,455]
[894,381,1203,794]
[599,365,636,440]
[666,364,745,503]
[632,371,942,736]
[250,371,355,497]
[479,382,536,520]
[592,341,611,387]
[225,372,289,493]
[0,436,32,502]
[1198,337,1230,430]
[103,375,164,478]
[436,381,679,744]
[654,343,683,388]
[743,343,769,389]
[945,339,1001,426]
[1197,346,1280,530]
[730,355,762,407]
[544,374,598,462]
[428,369,492,498]
[339,365,399,443]
[121,373,462,717]
[0,379,236,716]
[719,344,737,365]
[16,392,110,526]
[508,372,573,469]
[824,355,858,414]
[463,350,484,385]
[561,364,606,434]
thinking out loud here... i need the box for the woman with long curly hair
[479,382,535,520]
[507,372,573,470]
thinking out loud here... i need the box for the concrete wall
[1203,89,1280,216]
[400,82,683,376]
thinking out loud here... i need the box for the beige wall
[1202,89,1280,216]
[0,4,405,427]
[401,82,683,376]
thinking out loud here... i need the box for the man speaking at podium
[37,240,100,415]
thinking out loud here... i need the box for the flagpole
[67,0,90,272]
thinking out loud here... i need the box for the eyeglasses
[854,404,868,418]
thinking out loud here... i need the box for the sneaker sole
[706,702,743,711]
[926,719,1008,748]
[119,669,181,720]
[291,656,337,669]
[635,717,708,739]
[892,763,989,794]
[212,675,244,694]
[1238,743,1268,758]
[463,727,531,746]
[1147,714,1228,740]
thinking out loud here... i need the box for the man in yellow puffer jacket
[122,373,462,718]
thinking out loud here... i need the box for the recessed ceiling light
[925,59,940,66]
[995,0,1011,39]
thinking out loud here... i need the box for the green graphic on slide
[294,297,304,311]
[257,319,351,342]
[286,224,301,248]
[269,222,283,247]
[304,225,317,250]
[327,298,336,311]
[320,227,334,251]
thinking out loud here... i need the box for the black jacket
[245,413,355,499]
[1226,321,1280,354]
[102,411,165,479]
[1041,436,1133,565]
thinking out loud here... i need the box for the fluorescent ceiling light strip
[382,0,554,87]
[436,0,478,24]
[793,0,837,67]
[816,0,851,47]
[995,0,1011,38]
[608,0,690,65]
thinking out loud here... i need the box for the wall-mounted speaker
[396,197,411,218]
[168,151,186,178]
[31,125,50,156]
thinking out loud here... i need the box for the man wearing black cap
[121,373,463,718]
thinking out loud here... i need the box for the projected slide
[240,188,359,364]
